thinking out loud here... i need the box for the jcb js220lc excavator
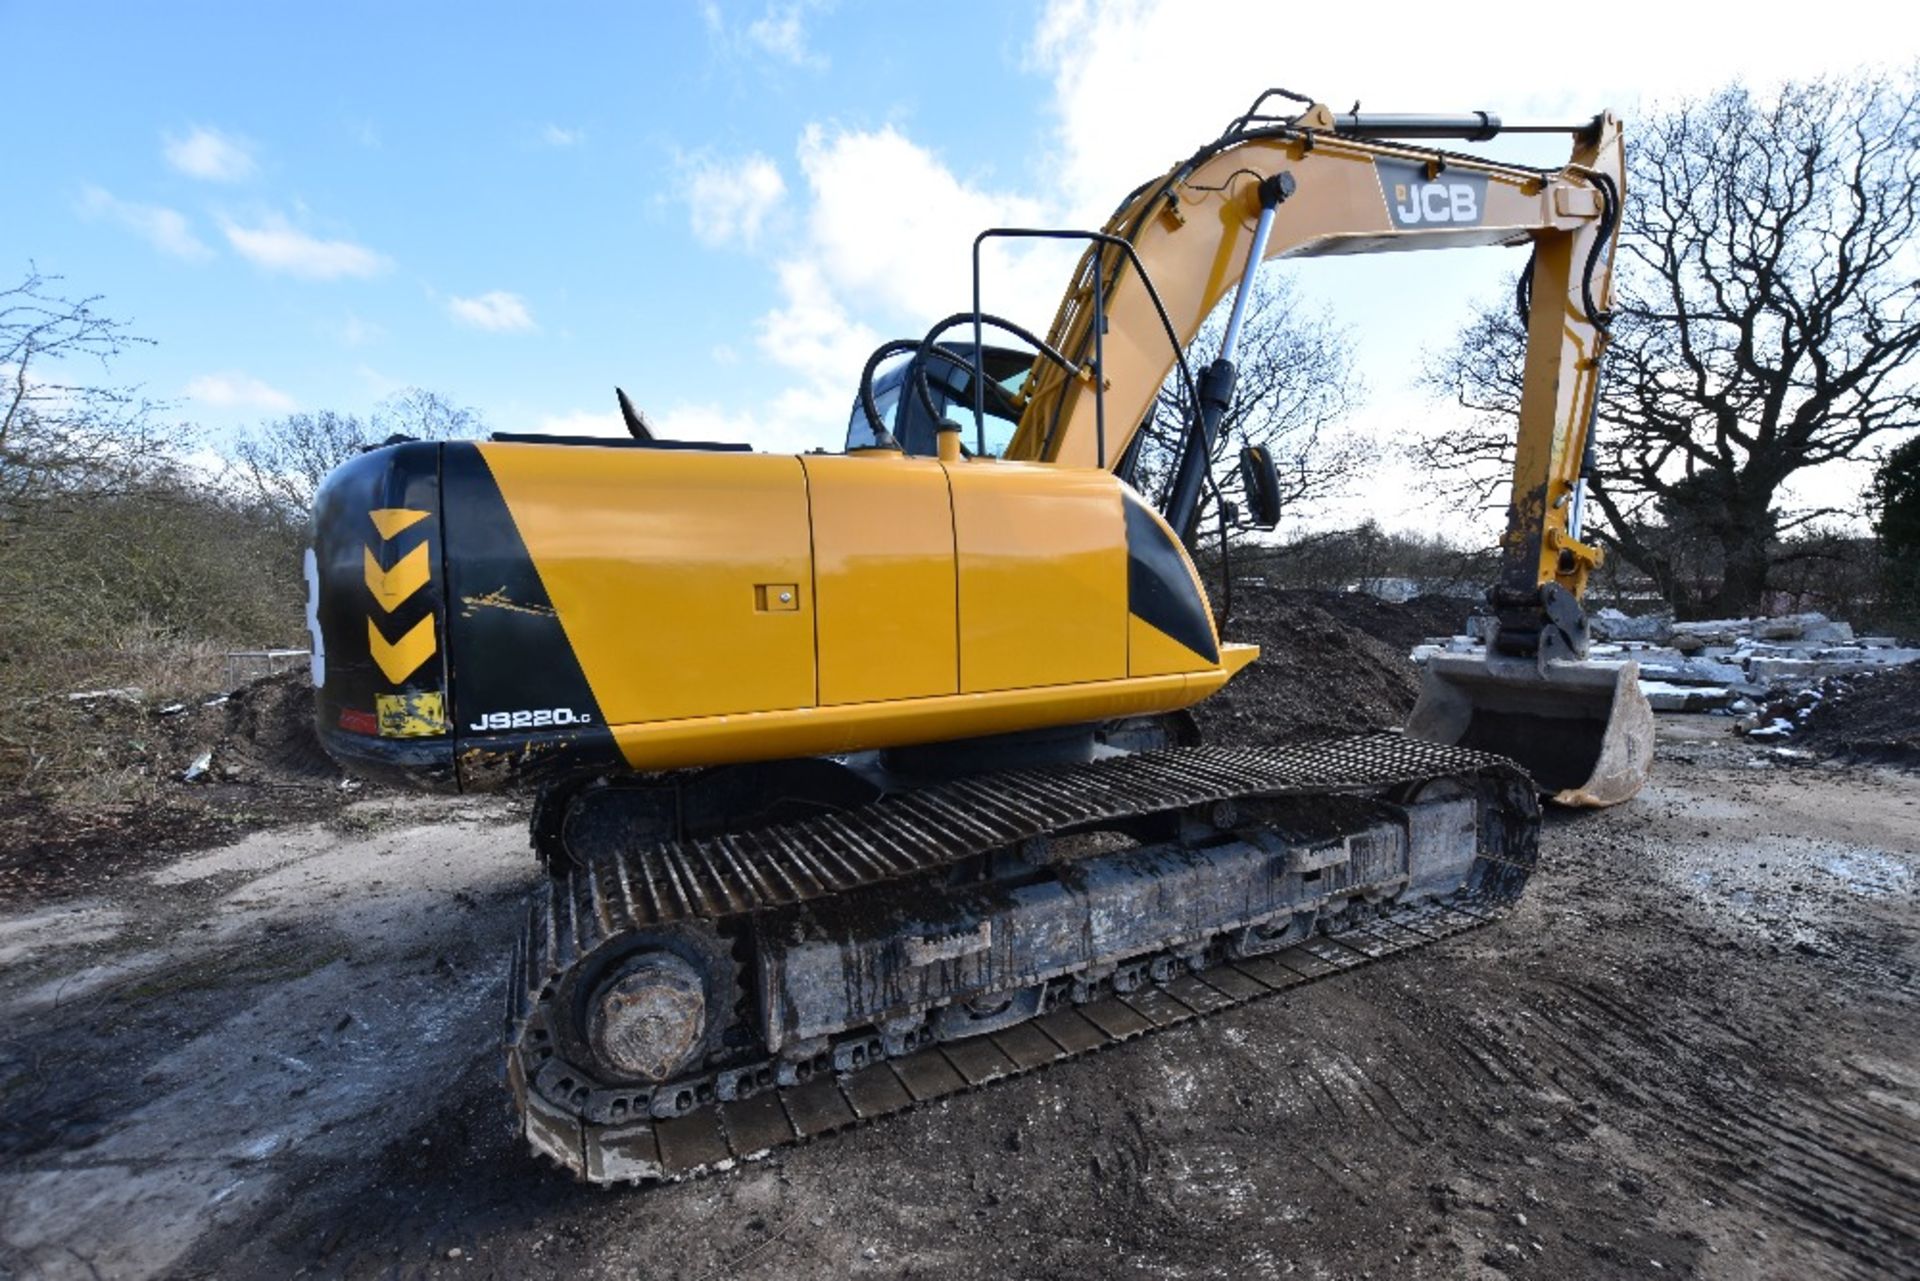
[307,90,1651,1182]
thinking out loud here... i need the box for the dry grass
[0,627,242,798]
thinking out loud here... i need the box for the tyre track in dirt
[2,721,1916,1280]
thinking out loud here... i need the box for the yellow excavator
[307,90,1651,1182]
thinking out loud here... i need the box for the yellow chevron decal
[363,542,431,612]
[369,508,430,540]
[368,615,437,684]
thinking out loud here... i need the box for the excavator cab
[844,342,1030,457]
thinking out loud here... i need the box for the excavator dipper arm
[987,99,1646,805]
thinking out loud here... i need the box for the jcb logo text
[1394,182,1479,224]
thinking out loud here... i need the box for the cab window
[845,344,1031,458]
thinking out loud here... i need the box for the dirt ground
[2,711,1915,1281]
[0,673,359,907]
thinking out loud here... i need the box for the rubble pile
[1786,663,1920,761]
[1412,610,1920,718]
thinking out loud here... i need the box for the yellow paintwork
[369,615,436,684]
[477,444,816,725]
[607,668,1237,772]
[946,461,1127,693]
[1130,613,1209,678]
[429,105,1631,782]
[1510,120,1624,599]
[369,508,430,540]
[363,542,431,612]
[375,690,447,737]
[803,452,958,705]
[462,439,1253,774]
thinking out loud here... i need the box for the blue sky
[3,0,1897,529]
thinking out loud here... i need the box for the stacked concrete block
[1411,611,1917,717]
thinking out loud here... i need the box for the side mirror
[1239,444,1281,531]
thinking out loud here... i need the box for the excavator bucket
[1406,653,1654,808]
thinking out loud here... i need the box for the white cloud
[653,402,774,446]
[580,265,879,457]
[755,262,880,384]
[447,290,536,332]
[185,372,296,412]
[78,187,213,261]
[356,365,405,399]
[222,215,390,280]
[1031,0,1891,226]
[542,124,585,148]
[794,124,1059,326]
[534,409,627,437]
[703,1,830,69]
[527,279,863,454]
[163,126,256,182]
[655,123,1064,458]
[746,2,827,69]
[684,153,787,248]
[1024,0,1899,534]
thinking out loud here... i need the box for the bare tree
[1415,70,1920,617]
[0,267,178,524]
[229,389,484,521]
[1131,273,1366,538]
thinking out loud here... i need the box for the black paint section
[1123,492,1219,665]
[439,443,624,788]
[309,441,454,787]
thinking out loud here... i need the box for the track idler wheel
[584,952,709,1083]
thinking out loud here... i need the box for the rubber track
[506,734,1536,1183]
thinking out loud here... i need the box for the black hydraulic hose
[1517,168,1617,336]
[907,312,1078,441]
[859,339,1025,443]
[1209,467,1233,631]
[857,338,926,439]
[1515,246,1535,329]
[1220,87,1317,137]
[1582,171,1619,332]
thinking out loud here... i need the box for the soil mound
[212,669,340,783]
[1299,591,1475,656]
[1796,664,1920,763]
[1199,590,1437,745]
[0,671,350,904]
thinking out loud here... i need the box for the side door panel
[946,463,1127,693]
[805,454,958,705]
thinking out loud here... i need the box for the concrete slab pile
[1411,611,1919,718]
